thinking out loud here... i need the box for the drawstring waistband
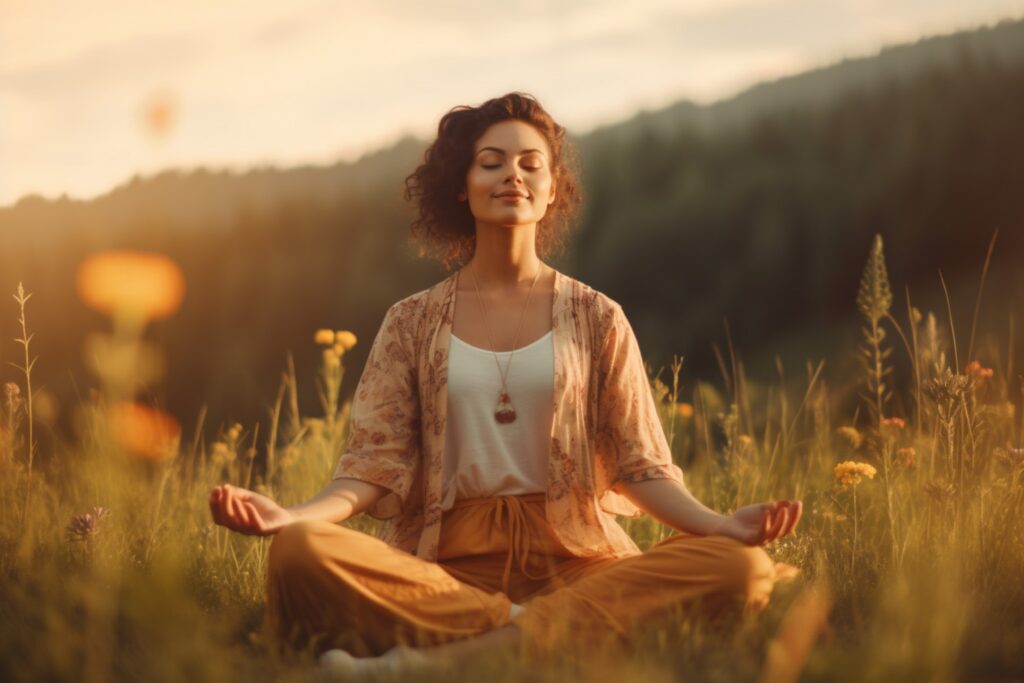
[451,493,548,595]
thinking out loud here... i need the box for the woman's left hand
[712,500,803,546]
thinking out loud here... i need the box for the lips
[494,190,529,199]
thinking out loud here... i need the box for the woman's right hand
[209,483,295,536]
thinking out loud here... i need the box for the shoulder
[380,273,454,342]
[562,273,626,330]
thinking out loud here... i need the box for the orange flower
[965,360,994,383]
[676,402,694,419]
[76,250,184,321]
[881,417,905,430]
[107,401,180,462]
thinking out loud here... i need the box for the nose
[504,166,524,185]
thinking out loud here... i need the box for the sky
[1,0,1022,207]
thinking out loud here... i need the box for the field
[1,235,1022,682]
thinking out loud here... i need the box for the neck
[463,221,547,293]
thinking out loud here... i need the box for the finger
[244,502,264,533]
[224,488,240,525]
[766,505,789,543]
[230,496,251,529]
[759,506,771,544]
[783,500,803,536]
[210,487,229,525]
[209,496,222,525]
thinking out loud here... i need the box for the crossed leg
[265,520,514,658]
[267,522,782,678]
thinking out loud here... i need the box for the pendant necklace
[465,261,545,424]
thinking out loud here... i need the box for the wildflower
[227,423,243,442]
[3,382,19,400]
[964,360,994,385]
[924,365,972,405]
[676,402,694,419]
[897,447,916,468]
[66,507,109,542]
[323,348,341,368]
[314,328,335,345]
[881,417,905,430]
[833,460,877,487]
[837,426,863,449]
[107,402,180,462]
[856,234,892,321]
[76,250,184,321]
[334,330,358,351]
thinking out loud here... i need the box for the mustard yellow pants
[266,492,783,663]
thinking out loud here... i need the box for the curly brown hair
[402,92,583,272]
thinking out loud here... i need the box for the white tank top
[440,329,555,511]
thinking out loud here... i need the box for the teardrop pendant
[494,390,516,423]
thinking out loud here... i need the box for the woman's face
[459,119,556,228]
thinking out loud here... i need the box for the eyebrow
[475,146,547,157]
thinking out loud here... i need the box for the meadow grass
[1,236,1023,682]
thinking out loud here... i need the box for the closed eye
[482,163,542,170]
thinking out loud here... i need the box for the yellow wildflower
[314,328,335,345]
[676,402,694,419]
[833,460,877,486]
[335,330,358,351]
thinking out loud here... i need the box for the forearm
[285,477,388,524]
[615,477,728,536]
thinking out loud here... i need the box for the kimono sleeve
[331,302,421,520]
[595,302,685,497]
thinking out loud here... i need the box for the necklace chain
[465,261,546,423]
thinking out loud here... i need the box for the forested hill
[1,17,1022,438]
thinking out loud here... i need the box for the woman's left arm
[595,301,801,545]
[615,477,727,536]
[617,477,802,545]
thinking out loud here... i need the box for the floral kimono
[331,268,685,562]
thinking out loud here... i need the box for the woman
[209,92,802,679]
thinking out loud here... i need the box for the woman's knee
[659,535,775,602]
[269,519,352,575]
[712,537,775,607]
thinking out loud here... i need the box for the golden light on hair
[76,250,185,321]
[107,401,181,462]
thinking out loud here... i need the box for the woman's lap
[266,500,786,659]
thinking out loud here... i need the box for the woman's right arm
[285,477,388,524]
[209,477,388,536]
